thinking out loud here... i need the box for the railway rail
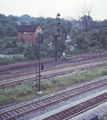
[1,56,107,79]
[43,92,107,120]
[0,57,107,88]
[0,77,107,120]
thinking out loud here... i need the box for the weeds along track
[1,57,107,87]
[0,78,107,120]
[43,92,107,120]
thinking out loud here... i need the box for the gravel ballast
[30,75,107,120]
[1,76,107,120]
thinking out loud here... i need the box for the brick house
[18,25,43,45]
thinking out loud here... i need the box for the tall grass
[1,65,107,105]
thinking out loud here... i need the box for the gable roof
[18,25,39,32]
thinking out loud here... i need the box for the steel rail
[0,57,107,81]
[0,60,107,88]
[43,92,107,120]
[0,78,107,119]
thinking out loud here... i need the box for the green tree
[99,28,107,49]
[19,34,25,45]
[71,28,89,52]
[89,29,101,50]
[80,15,93,32]
[0,26,4,38]
[57,36,67,55]
[4,25,17,37]
[8,15,18,21]
[24,43,36,60]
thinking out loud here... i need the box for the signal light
[41,63,44,70]
[41,34,43,43]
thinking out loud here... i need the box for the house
[18,25,43,45]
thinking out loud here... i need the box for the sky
[0,0,107,21]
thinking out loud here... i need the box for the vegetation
[103,115,107,120]
[0,13,107,63]
[0,55,26,65]
[71,27,107,53]
[1,65,107,105]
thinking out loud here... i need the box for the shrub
[15,85,31,97]
[41,81,49,90]
[0,56,14,65]
[101,70,107,76]
[12,55,25,62]
[0,95,11,105]
[7,47,23,54]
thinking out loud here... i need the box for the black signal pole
[37,33,43,95]
[38,38,40,91]
[53,13,60,61]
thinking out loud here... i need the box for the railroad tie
[1,115,5,119]
[30,104,35,109]
[4,114,10,118]
[12,110,18,115]
[27,106,32,110]
[23,107,29,111]
[8,112,14,116]
[15,109,21,114]
[19,108,25,112]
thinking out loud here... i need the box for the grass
[1,65,107,106]
[103,116,107,120]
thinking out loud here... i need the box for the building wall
[18,32,35,45]
[18,26,43,45]
[35,26,43,38]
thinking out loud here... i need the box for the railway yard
[0,53,107,120]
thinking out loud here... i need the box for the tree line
[0,13,107,61]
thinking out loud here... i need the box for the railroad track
[0,58,107,88]
[1,57,107,80]
[43,92,107,120]
[0,77,107,120]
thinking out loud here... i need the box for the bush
[24,43,36,60]
[12,55,25,62]
[15,84,32,97]
[0,55,27,65]
[101,70,107,76]
[41,81,49,90]
[0,56,14,65]
[0,95,11,105]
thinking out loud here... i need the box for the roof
[18,25,39,32]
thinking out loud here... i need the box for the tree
[24,43,36,60]
[77,3,93,31]
[80,15,92,31]
[99,28,107,49]
[19,34,25,45]
[101,20,107,28]
[57,36,67,55]
[88,29,101,50]
[8,15,18,21]
[4,24,17,37]
[71,28,89,52]
[0,26,4,38]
